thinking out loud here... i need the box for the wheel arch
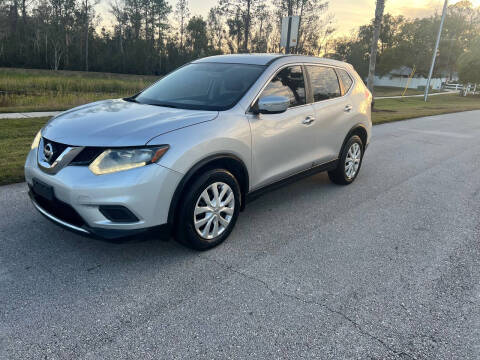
[167,154,250,226]
[339,124,368,158]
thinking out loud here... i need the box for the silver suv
[25,54,372,249]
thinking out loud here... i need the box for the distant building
[373,66,458,90]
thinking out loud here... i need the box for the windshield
[135,63,266,111]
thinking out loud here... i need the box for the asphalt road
[2,111,480,359]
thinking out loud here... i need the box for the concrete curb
[375,91,456,100]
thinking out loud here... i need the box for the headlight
[89,146,169,175]
[31,130,42,150]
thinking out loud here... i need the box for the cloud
[95,0,478,37]
[390,0,443,19]
[333,0,446,35]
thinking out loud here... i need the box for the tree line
[0,0,333,75]
[330,1,480,83]
[1,0,479,84]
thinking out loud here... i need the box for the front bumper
[25,148,183,239]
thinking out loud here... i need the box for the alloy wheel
[345,142,361,179]
[193,182,235,240]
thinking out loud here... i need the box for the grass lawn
[372,94,480,124]
[1,94,479,186]
[0,117,48,185]
[373,86,442,97]
[0,68,452,112]
[0,68,158,112]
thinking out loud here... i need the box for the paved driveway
[1,111,480,359]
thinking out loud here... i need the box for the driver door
[248,65,317,190]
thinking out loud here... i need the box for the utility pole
[366,0,385,101]
[85,0,88,72]
[244,0,251,52]
[424,0,448,102]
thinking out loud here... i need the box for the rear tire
[174,169,241,250]
[328,135,364,185]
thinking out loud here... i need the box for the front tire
[174,169,241,250]
[328,135,364,185]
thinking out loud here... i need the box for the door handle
[344,105,353,112]
[302,116,315,125]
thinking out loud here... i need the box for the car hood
[41,99,218,147]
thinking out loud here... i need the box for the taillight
[365,89,372,101]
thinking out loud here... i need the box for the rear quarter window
[337,69,354,94]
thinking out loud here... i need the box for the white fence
[445,83,479,95]
[373,75,445,90]
[461,83,478,96]
[444,83,463,91]
[374,76,478,95]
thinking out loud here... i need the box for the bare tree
[219,0,268,53]
[111,0,128,72]
[21,0,26,24]
[366,0,385,98]
[295,0,332,55]
[175,0,190,50]
[82,0,98,71]
[207,6,224,50]
[243,0,251,52]
[251,2,270,52]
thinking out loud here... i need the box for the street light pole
[424,0,448,102]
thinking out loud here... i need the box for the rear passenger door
[305,65,350,163]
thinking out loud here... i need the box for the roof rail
[265,54,295,66]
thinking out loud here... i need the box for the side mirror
[255,95,290,114]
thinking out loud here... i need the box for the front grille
[42,138,69,165]
[40,138,105,167]
[29,186,85,227]
[70,147,104,166]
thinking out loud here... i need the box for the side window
[259,66,306,108]
[337,69,354,94]
[307,66,341,102]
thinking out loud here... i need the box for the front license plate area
[32,178,54,201]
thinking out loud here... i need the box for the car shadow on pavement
[4,171,345,279]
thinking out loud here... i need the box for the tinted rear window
[306,66,341,102]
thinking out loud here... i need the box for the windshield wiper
[126,97,180,109]
[124,96,139,103]
[148,103,180,109]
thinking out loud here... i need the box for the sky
[96,0,480,36]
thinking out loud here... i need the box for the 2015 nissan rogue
[25,54,372,250]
